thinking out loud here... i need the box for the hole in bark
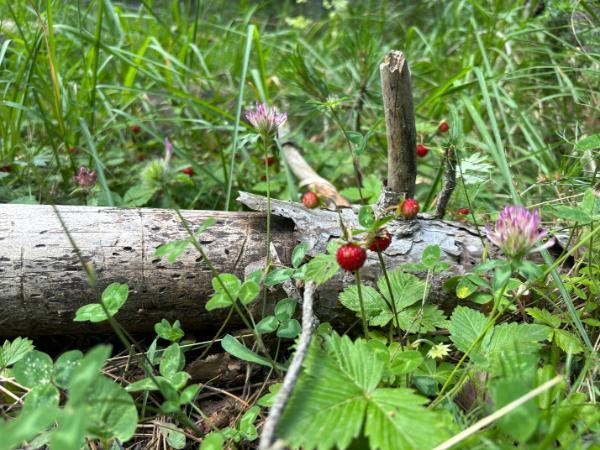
[159,286,167,294]
[123,246,133,251]
[152,226,161,231]
[35,244,45,248]
[113,252,120,256]
[195,257,202,263]
[151,258,161,264]
[224,249,230,255]
[171,273,181,279]
[185,274,196,279]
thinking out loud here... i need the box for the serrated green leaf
[0,337,34,369]
[456,277,478,299]
[291,243,309,268]
[552,329,584,354]
[448,307,490,362]
[551,205,591,223]
[377,271,425,310]
[396,305,449,333]
[305,253,339,286]
[526,307,561,328]
[265,268,293,286]
[277,333,448,450]
[491,377,539,442]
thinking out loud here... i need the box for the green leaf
[305,253,339,286]
[358,205,375,228]
[221,335,276,369]
[179,384,200,404]
[574,134,600,151]
[85,376,138,442]
[275,298,297,321]
[456,277,478,299]
[155,239,191,263]
[13,350,54,387]
[74,283,129,323]
[50,409,87,450]
[552,329,584,354]
[205,293,233,311]
[388,350,424,376]
[265,268,294,286]
[292,243,309,268]
[581,189,600,217]
[239,405,260,440]
[422,245,441,269]
[257,383,281,407]
[277,319,301,339]
[160,343,184,379]
[491,378,538,442]
[0,405,59,450]
[212,273,241,297]
[123,184,158,206]
[238,280,260,304]
[492,263,512,291]
[164,426,186,449]
[377,271,425,310]
[277,333,448,450]
[25,384,60,410]
[256,315,279,334]
[53,350,83,389]
[396,305,449,333]
[126,376,167,392]
[154,319,185,342]
[68,345,111,405]
[551,205,591,223]
[200,432,224,450]
[448,307,490,362]
[0,337,34,369]
[526,307,561,328]
[339,284,390,326]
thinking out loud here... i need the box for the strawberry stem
[354,270,369,339]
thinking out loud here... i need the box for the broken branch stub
[380,50,417,204]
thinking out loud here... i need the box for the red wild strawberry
[336,243,367,272]
[401,198,420,219]
[181,167,194,176]
[302,191,319,209]
[130,124,141,134]
[68,146,77,154]
[264,155,275,166]
[0,165,11,173]
[368,229,392,252]
[457,208,469,215]
[438,121,449,133]
[416,144,428,157]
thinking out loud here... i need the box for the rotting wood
[380,50,417,204]
[0,199,485,336]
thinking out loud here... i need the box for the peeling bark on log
[0,197,486,336]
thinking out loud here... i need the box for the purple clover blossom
[73,166,97,189]
[244,102,287,138]
[485,205,555,259]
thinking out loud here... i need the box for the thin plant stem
[355,270,369,339]
[262,135,272,317]
[376,251,401,342]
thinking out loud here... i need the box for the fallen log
[0,197,485,336]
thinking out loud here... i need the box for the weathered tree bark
[0,198,485,336]
[380,50,417,204]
